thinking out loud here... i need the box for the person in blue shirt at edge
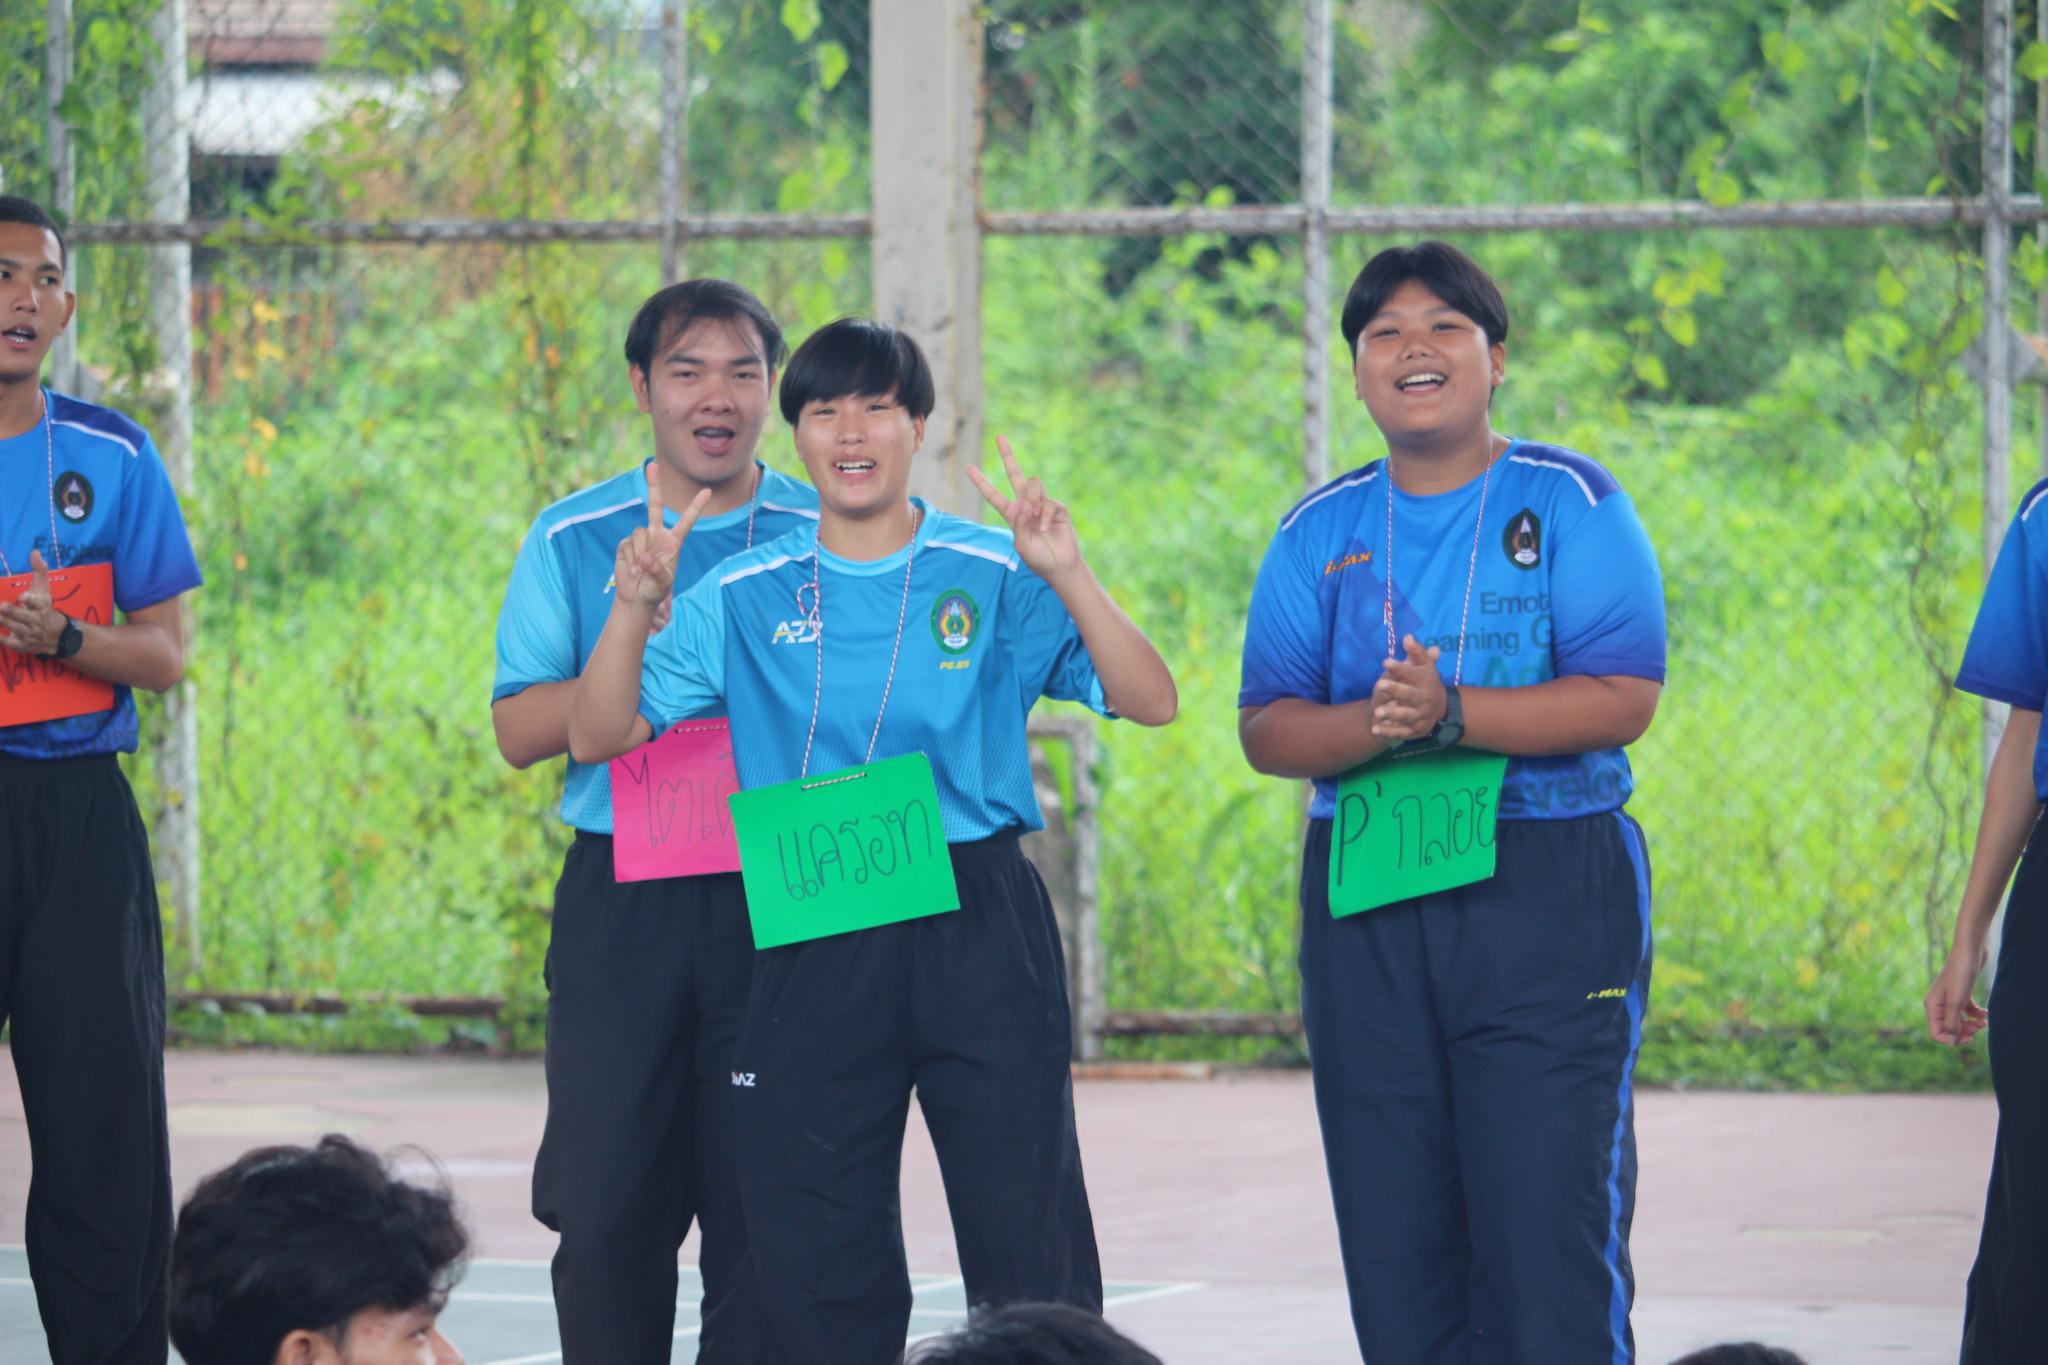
[0,194,204,1364]
[567,317,1177,1365]
[491,278,817,1364]
[1928,476,2048,1365]
[1238,241,1666,1365]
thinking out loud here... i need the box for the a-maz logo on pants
[730,1071,757,1087]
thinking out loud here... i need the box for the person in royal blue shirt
[0,194,203,1364]
[491,279,816,1364]
[1932,479,2048,1364]
[1239,242,1666,1363]
[568,317,1177,1365]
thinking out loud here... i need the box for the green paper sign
[1329,747,1509,916]
[728,752,961,948]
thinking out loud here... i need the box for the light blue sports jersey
[492,460,818,832]
[0,390,203,759]
[638,501,1111,842]
[1958,477,2048,799]
[1240,440,1667,821]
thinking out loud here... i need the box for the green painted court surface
[0,1246,1193,1363]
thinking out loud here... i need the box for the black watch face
[1436,722,1465,747]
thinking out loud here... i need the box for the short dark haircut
[1669,1344,1809,1365]
[169,1134,469,1365]
[904,1301,1164,1365]
[623,277,786,378]
[778,316,936,425]
[1340,240,1508,356]
[0,194,66,268]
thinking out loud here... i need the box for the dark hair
[1340,240,1508,355]
[903,1301,1164,1365]
[1669,1344,1809,1365]
[623,278,786,378]
[0,194,66,268]
[778,316,936,425]
[169,1134,469,1365]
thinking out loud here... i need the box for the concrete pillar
[870,0,983,514]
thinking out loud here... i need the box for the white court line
[1099,1281,1206,1311]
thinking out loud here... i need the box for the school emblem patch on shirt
[930,589,979,653]
[1502,509,1541,569]
[53,471,94,523]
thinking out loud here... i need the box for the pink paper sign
[610,719,743,882]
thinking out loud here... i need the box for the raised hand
[966,435,1082,582]
[0,550,64,654]
[615,467,710,608]
[1370,634,1446,740]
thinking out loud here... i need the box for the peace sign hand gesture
[615,466,711,609]
[966,436,1083,584]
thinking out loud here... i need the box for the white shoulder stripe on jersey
[1279,466,1379,532]
[2024,484,2048,521]
[927,538,1016,569]
[545,497,642,541]
[51,419,140,459]
[720,550,808,586]
[1508,453,1599,506]
[760,500,821,520]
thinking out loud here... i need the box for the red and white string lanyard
[795,505,922,780]
[1383,440,1498,697]
[0,389,64,577]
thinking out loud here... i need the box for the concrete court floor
[0,1046,1998,1364]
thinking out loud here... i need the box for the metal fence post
[870,0,983,514]
[144,0,201,976]
[1984,0,2016,775]
[659,0,690,284]
[1301,0,1333,491]
[45,0,79,395]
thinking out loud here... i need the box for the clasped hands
[0,551,70,657]
[1370,634,1449,743]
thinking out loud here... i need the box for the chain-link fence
[2,0,2032,1082]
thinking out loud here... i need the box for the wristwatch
[1429,683,1465,748]
[40,615,83,662]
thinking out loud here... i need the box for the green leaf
[817,40,849,92]
[1699,170,1742,208]
[2020,42,2048,81]
[1542,30,1583,53]
[1837,71,1859,105]
[781,0,822,44]
[1660,308,1698,348]
[1632,352,1669,390]
[1875,267,1906,309]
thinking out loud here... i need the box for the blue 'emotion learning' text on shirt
[1239,440,1667,820]
[492,461,819,832]
[1958,477,2048,799]
[0,391,204,759]
[637,500,1111,843]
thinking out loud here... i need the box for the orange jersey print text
[1324,550,1373,577]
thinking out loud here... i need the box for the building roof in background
[192,0,345,68]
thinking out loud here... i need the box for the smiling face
[0,221,74,387]
[792,388,925,521]
[630,316,774,495]
[1351,278,1504,455]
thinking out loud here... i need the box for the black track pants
[1962,809,2048,1365]
[731,831,1101,1365]
[532,833,768,1364]
[0,753,171,1365]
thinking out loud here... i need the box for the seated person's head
[903,1301,1163,1365]
[1670,1344,1808,1365]
[169,1134,468,1365]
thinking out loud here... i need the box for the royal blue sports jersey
[493,460,819,832]
[638,501,1110,842]
[1958,477,2048,799]
[1240,440,1666,821]
[0,390,203,759]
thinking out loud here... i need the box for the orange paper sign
[0,561,116,727]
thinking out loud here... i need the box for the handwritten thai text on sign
[610,719,743,882]
[1329,747,1508,916]
[728,752,960,948]
[0,562,116,728]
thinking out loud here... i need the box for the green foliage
[24,0,2027,1093]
